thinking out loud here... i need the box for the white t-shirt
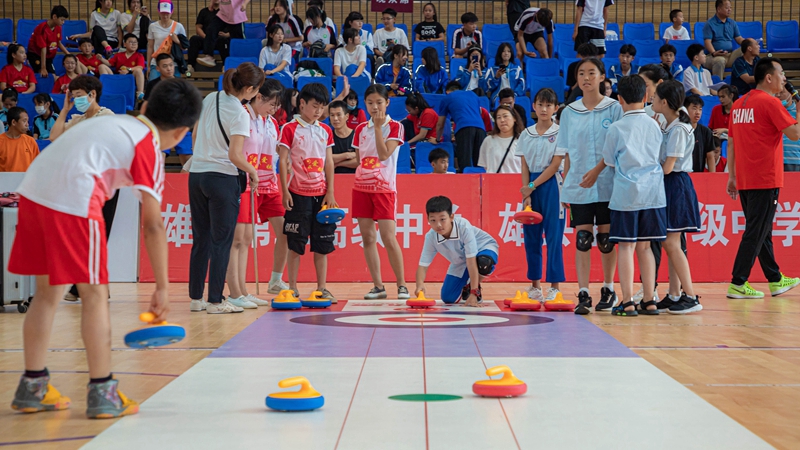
[478,135,521,173]
[90,9,123,42]
[334,46,367,72]
[576,0,613,30]
[663,26,690,41]
[682,65,714,96]
[418,217,500,277]
[352,118,404,193]
[190,91,251,176]
[147,20,187,65]
[120,11,143,36]
[305,17,337,34]
[338,28,374,52]
[64,107,115,130]
[373,27,409,55]
[259,44,292,74]
[17,115,164,218]
[515,123,560,173]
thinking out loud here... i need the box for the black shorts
[570,202,611,227]
[523,31,546,47]
[283,191,336,255]
[27,52,55,74]
[573,26,606,53]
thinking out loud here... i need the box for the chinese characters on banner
[141,173,800,283]
[371,0,413,14]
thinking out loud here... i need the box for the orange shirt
[0,133,40,172]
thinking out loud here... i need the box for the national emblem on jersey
[303,158,324,173]
[260,154,273,171]
[247,153,259,168]
[361,157,382,169]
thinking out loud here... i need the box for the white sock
[670,294,681,301]
[603,283,614,291]
[579,287,589,294]
[270,272,283,283]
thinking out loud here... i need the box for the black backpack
[308,40,327,58]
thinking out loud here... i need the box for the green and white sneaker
[727,282,764,299]
[769,274,800,297]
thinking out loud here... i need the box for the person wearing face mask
[32,93,61,140]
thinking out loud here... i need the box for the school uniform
[455,66,488,93]
[661,118,701,233]
[419,217,499,303]
[485,63,525,102]
[515,123,566,282]
[513,7,555,49]
[602,109,667,242]
[33,113,58,140]
[608,62,639,91]
[259,44,293,76]
[666,62,684,82]
[451,28,482,54]
[374,63,413,96]
[303,25,337,57]
[414,65,448,94]
[240,105,284,224]
[351,116,405,221]
[556,96,623,226]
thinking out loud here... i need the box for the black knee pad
[597,233,615,253]
[576,230,594,252]
[476,255,495,276]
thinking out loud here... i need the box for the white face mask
[35,106,47,115]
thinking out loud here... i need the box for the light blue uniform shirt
[782,99,800,165]
[602,110,666,211]
[557,96,623,204]
[660,118,695,173]
[515,123,559,173]
[419,217,499,277]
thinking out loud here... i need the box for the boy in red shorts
[9,79,202,419]
[109,33,147,100]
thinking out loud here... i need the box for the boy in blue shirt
[660,43,684,82]
[609,44,638,92]
[415,196,499,306]
[435,81,486,172]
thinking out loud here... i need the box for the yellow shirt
[0,133,40,172]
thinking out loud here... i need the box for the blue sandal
[612,300,638,316]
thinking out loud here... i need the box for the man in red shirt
[27,6,71,78]
[727,57,800,299]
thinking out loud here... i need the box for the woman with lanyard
[187,62,264,314]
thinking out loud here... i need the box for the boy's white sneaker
[544,288,560,301]
[527,287,544,301]
[206,300,244,314]
[228,296,257,309]
[244,294,270,306]
[190,299,208,312]
[268,279,290,294]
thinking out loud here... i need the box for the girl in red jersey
[53,55,81,93]
[0,44,37,94]
[344,90,367,129]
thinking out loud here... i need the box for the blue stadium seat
[525,57,559,78]
[604,40,627,58]
[397,143,411,174]
[297,77,332,95]
[305,57,333,78]
[218,75,223,90]
[0,18,13,43]
[766,20,800,52]
[559,57,579,81]
[268,72,293,89]
[35,74,55,94]
[555,41,576,59]
[99,74,135,111]
[623,23,655,41]
[446,24,461,56]
[737,21,763,42]
[463,166,485,174]
[699,95,720,127]
[412,41,446,72]
[694,23,705,43]
[415,142,455,173]
[485,40,515,61]
[223,56,258,71]
[336,75,370,99]
[606,23,621,38]
[53,53,66,76]
[669,40,695,69]
[99,93,127,115]
[0,50,6,71]
[174,131,192,155]
[449,58,467,81]
[659,22,692,40]
[244,23,267,40]
[495,95,533,127]
[230,39,263,58]
[482,24,515,55]
[387,97,408,121]
[16,19,45,49]
[637,57,662,67]
[61,20,87,47]
[36,139,50,150]
[630,40,662,58]
[528,76,565,103]
[16,94,37,128]
[553,25,574,44]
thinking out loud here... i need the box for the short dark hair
[498,88,516,101]
[2,88,18,102]
[534,87,558,105]
[364,83,389,101]
[155,53,174,64]
[684,94,704,108]
[639,63,671,84]
[69,75,103,100]
[7,107,27,126]
[687,43,705,61]
[660,44,677,56]
[715,0,728,9]
[328,100,347,113]
[754,57,781,85]
[461,12,478,24]
[258,78,284,101]
[51,5,69,18]
[298,82,330,105]
[428,148,449,164]
[382,8,397,17]
[342,27,358,44]
[426,195,453,215]
[123,33,138,43]
[740,38,755,53]
[145,79,203,130]
[445,80,462,92]
[619,44,637,57]
[78,38,92,47]
[617,75,647,104]
[669,9,682,22]
[713,136,722,148]
[536,8,553,25]
[576,42,598,58]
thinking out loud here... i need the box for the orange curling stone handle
[139,312,166,325]
[270,376,322,399]
[474,365,525,387]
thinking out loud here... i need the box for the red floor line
[421,322,430,450]
[469,329,522,450]
[333,328,376,450]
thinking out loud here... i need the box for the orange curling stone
[406,291,436,308]
[543,292,574,311]
[503,290,523,307]
[473,365,527,397]
[510,291,541,311]
[513,206,543,225]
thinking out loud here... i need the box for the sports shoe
[196,55,216,67]
[189,299,208,312]
[544,287,560,301]
[11,371,71,413]
[595,287,617,312]
[527,287,544,302]
[727,282,764,299]
[461,284,471,301]
[244,294,270,306]
[86,379,139,419]
[317,288,336,303]
[228,296,257,309]
[632,287,644,302]
[656,294,678,311]
[206,300,244,314]
[397,286,411,299]
[575,291,592,315]
[364,287,387,299]
[64,292,79,302]
[268,279,290,294]
[185,64,194,77]
[668,294,703,315]
[769,274,800,297]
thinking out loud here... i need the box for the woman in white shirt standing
[334,28,368,80]
[260,24,293,76]
[146,1,187,81]
[68,0,123,58]
[478,105,524,173]
[187,62,264,314]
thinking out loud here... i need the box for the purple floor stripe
[0,436,95,446]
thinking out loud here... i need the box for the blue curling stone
[271,299,302,310]
[301,299,331,308]
[316,208,345,224]
[124,325,186,349]
[266,395,324,411]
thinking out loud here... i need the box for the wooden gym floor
[0,282,798,449]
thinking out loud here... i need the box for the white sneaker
[268,279,290,294]
[545,287,560,301]
[228,296,257,309]
[244,294,270,306]
[632,287,644,302]
[527,287,544,301]
[206,300,244,314]
[196,55,216,67]
[190,299,208,312]
[64,292,80,302]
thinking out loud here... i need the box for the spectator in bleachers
[779,83,800,172]
[188,0,223,74]
[414,3,445,42]
[32,93,60,140]
[375,45,412,97]
[730,38,760,95]
[428,148,452,173]
[302,7,336,58]
[663,9,690,42]
[261,25,293,76]
[413,47,447,94]
[478,105,523,173]
[436,80,486,171]
[142,53,175,110]
[684,94,716,173]
[109,34,147,101]
[513,7,554,60]
[77,38,113,76]
[53,55,81,93]
[0,107,39,172]
[506,0,531,35]
[486,43,525,103]
[709,84,737,138]
[456,46,487,94]
[572,0,613,56]
[703,0,744,79]
[373,8,408,67]
[121,0,152,48]
[147,2,187,80]
[1,89,18,131]
[68,0,123,58]
[303,0,337,34]
[50,75,114,142]
[340,11,374,56]
[608,44,638,91]
[0,45,36,94]
[660,44,683,82]
[334,28,368,80]
[683,43,717,96]
[452,12,482,59]
[328,100,357,174]
[706,136,727,172]
[640,63,670,126]
[27,6,71,79]
[196,0,249,68]
[601,78,614,97]
[403,93,438,148]
[497,88,528,125]
[275,87,298,127]
[268,0,304,58]
[342,90,366,129]
[565,42,598,103]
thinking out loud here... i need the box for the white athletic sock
[603,283,614,291]
[670,294,681,301]
[270,272,283,283]
[579,287,589,294]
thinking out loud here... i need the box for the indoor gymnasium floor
[1,282,799,449]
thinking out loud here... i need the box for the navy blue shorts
[609,208,667,243]
[664,172,700,233]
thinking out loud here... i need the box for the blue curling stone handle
[266,395,324,411]
[316,208,345,224]
[301,299,331,308]
[124,325,186,348]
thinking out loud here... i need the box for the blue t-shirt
[703,15,741,52]
[437,90,484,134]
[783,100,800,165]
[731,55,759,95]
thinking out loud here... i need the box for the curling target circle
[290,312,553,328]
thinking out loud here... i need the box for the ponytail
[655,80,688,123]
[222,62,265,96]
[678,109,691,124]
